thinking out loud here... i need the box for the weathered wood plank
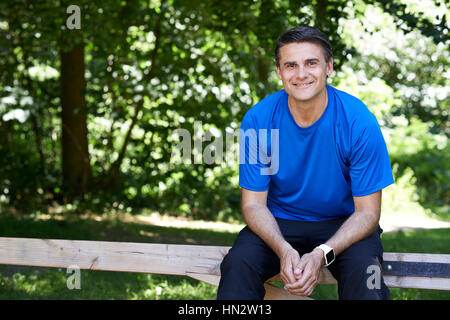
[0,237,228,276]
[384,276,450,291]
[1,237,449,292]
[185,273,220,286]
[383,252,450,264]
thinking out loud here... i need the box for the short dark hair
[275,26,333,67]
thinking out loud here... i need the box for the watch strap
[317,244,335,267]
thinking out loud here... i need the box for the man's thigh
[217,226,283,299]
[221,226,281,281]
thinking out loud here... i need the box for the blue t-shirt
[239,85,394,222]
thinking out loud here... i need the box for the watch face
[325,250,334,264]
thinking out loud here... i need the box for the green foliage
[0,0,448,220]
[388,119,449,216]
[338,1,449,136]
[372,0,449,44]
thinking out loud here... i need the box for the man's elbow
[361,209,381,232]
[241,201,258,216]
[241,201,266,222]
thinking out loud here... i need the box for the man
[217,26,394,300]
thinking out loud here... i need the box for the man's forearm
[242,203,291,258]
[325,209,380,256]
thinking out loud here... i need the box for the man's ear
[275,65,282,80]
[326,58,334,77]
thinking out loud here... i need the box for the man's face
[276,42,333,104]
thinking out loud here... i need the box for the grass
[0,211,449,300]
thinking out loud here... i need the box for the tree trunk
[314,0,329,31]
[60,45,91,200]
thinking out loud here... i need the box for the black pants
[217,217,390,300]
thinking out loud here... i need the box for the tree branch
[104,2,164,184]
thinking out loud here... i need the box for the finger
[286,281,316,296]
[284,262,298,284]
[285,276,316,294]
[281,249,302,284]
[296,255,309,270]
[285,268,313,289]
[303,281,318,297]
[284,278,307,292]
[293,267,302,279]
[285,286,309,296]
[280,268,291,284]
[294,256,311,281]
[298,258,320,287]
[296,267,314,288]
[281,275,292,286]
[284,274,304,288]
[281,270,294,284]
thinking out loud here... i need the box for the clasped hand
[279,246,323,297]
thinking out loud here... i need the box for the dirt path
[128,211,450,234]
[379,212,450,233]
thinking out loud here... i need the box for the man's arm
[325,190,381,255]
[241,187,300,285]
[285,190,382,296]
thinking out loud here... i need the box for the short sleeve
[238,112,271,191]
[349,114,394,197]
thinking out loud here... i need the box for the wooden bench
[0,237,449,299]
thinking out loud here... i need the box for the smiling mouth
[293,81,314,88]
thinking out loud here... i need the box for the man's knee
[221,227,279,277]
[337,256,389,300]
[220,248,245,275]
[218,247,268,300]
[220,244,269,277]
[217,230,280,300]
[330,229,390,299]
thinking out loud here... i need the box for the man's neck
[287,88,328,128]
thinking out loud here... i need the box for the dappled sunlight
[0,0,448,301]
[131,212,244,233]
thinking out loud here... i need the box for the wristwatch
[317,244,335,267]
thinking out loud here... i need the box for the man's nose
[295,65,308,78]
